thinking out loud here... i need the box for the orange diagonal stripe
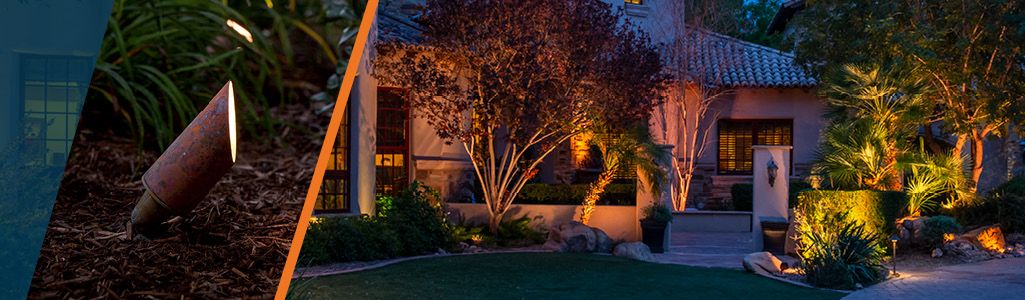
[274,1,378,298]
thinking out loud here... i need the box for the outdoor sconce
[766,159,779,187]
[129,81,238,237]
[890,234,900,277]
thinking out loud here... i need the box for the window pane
[46,115,68,140]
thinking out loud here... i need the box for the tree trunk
[970,130,985,192]
[922,122,943,154]
[489,212,504,234]
[581,167,616,225]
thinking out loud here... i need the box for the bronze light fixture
[129,81,238,237]
[890,234,901,277]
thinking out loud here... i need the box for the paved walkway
[653,232,755,269]
[844,257,1025,299]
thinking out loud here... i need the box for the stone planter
[640,219,668,253]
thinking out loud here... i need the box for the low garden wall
[446,203,639,241]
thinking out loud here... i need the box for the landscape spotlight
[129,81,238,237]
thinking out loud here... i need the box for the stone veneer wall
[687,162,814,210]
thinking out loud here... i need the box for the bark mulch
[28,104,327,299]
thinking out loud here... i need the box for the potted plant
[640,202,672,253]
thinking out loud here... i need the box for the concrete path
[844,257,1025,299]
[653,232,755,269]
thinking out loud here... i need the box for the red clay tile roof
[676,27,817,88]
[377,3,818,88]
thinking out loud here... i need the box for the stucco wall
[447,203,639,241]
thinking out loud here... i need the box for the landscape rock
[742,252,783,277]
[1013,243,1025,257]
[613,242,653,262]
[592,227,613,253]
[544,221,608,253]
[961,225,1006,253]
[931,248,943,258]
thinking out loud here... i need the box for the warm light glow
[470,234,483,244]
[942,202,954,209]
[571,133,593,167]
[264,0,273,8]
[944,233,955,243]
[310,216,321,224]
[228,81,237,163]
[226,19,254,43]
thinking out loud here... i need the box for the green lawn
[293,253,844,299]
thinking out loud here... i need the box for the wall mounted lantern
[129,81,238,237]
[766,159,779,187]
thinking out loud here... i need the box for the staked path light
[129,81,238,237]
[890,234,901,277]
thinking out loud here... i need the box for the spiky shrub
[799,215,886,290]
[959,177,1025,233]
[642,202,673,224]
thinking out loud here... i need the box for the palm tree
[579,126,667,225]
[816,64,929,190]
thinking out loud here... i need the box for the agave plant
[796,209,886,290]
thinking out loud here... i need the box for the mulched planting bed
[29,104,327,299]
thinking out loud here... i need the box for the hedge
[957,176,1025,233]
[796,190,908,240]
[465,183,636,206]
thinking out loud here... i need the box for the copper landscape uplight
[129,81,238,237]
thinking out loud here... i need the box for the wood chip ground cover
[29,104,327,299]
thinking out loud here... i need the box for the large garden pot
[640,219,669,253]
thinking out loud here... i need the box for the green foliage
[376,182,453,256]
[921,216,961,247]
[471,183,636,206]
[449,216,546,248]
[958,177,1025,233]
[299,182,452,265]
[729,181,812,211]
[797,190,908,243]
[94,0,362,149]
[642,202,673,224]
[300,216,400,265]
[799,215,886,290]
[814,121,899,190]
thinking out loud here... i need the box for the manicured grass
[294,253,844,299]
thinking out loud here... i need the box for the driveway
[844,257,1025,299]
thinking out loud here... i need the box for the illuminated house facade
[315,0,1021,222]
[313,0,826,217]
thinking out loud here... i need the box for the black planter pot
[640,219,668,253]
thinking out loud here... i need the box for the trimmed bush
[921,216,961,247]
[796,190,908,243]
[730,181,814,211]
[300,217,400,265]
[468,183,636,205]
[376,182,453,256]
[299,182,452,265]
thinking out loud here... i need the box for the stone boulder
[613,242,653,262]
[961,225,1006,253]
[742,252,783,277]
[544,221,600,253]
[592,227,613,253]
